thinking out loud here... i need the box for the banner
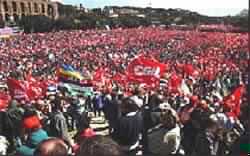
[127,56,167,78]
[58,82,93,96]
[7,76,52,101]
[126,56,167,86]
[7,78,28,100]
[26,75,44,100]
[57,64,84,81]
[127,74,160,88]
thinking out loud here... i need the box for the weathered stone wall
[0,0,59,22]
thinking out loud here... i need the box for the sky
[52,0,248,17]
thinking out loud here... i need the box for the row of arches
[1,1,56,22]
[2,1,53,15]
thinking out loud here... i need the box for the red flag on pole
[223,85,245,118]
[127,56,167,78]
[7,78,28,100]
[126,56,167,87]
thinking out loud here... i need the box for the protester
[34,138,68,156]
[48,97,73,147]
[0,27,248,156]
[16,115,49,156]
[112,97,143,155]
[77,135,125,156]
[191,118,220,156]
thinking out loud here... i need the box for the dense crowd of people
[0,27,249,156]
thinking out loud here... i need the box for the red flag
[93,68,105,81]
[126,56,167,87]
[26,75,43,100]
[7,78,28,100]
[127,74,160,88]
[127,56,167,78]
[223,85,245,118]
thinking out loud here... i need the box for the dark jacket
[113,112,143,146]
[49,111,70,143]
[192,131,219,156]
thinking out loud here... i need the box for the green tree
[18,15,54,33]
[54,16,76,30]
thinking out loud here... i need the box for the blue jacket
[17,129,48,156]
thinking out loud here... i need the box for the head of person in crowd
[120,97,139,115]
[204,118,219,134]
[80,128,96,139]
[160,109,178,130]
[8,100,19,109]
[23,105,38,118]
[77,135,125,156]
[133,86,145,97]
[51,97,63,112]
[149,93,165,110]
[75,128,96,144]
[22,115,42,133]
[190,108,211,130]
[34,138,68,156]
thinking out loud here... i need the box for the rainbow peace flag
[58,64,83,80]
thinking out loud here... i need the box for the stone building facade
[0,0,59,22]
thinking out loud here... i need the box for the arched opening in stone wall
[48,4,54,16]
[42,4,45,14]
[28,2,32,14]
[34,3,38,13]
[3,1,8,12]
[12,1,17,12]
[21,13,25,18]
[13,13,19,22]
[5,14,10,22]
[21,2,25,13]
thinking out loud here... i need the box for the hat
[80,128,96,138]
[190,95,199,105]
[23,116,41,130]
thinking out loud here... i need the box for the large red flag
[127,56,167,78]
[223,85,245,118]
[7,78,28,100]
[127,74,160,88]
[26,75,43,100]
[126,56,167,86]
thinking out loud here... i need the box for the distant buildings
[0,0,59,23]
[103,6,146,18]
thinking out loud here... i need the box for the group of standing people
[0,27,248,156]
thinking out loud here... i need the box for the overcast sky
[52,0,248,16]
